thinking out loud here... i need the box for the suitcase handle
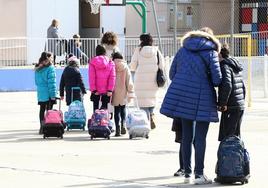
[71,87,82,103]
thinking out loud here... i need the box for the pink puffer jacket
[89,55,116,94]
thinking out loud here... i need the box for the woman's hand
[107,91,112,97]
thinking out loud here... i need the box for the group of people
[38,21,246,185]
[47,19,88,65]
[35,31,164,137]
[160,27,246,185]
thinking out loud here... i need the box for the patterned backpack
[64,100,86,122]
[89,109,110,127]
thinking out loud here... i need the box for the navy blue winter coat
[160,31,222,122]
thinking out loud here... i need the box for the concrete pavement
[0,91,267,188]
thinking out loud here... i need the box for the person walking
[67,34,88,65]
[89,45,116,112]
[111,52,135,136]
[60,55,87,106]
[129,33,165,129]
[160,27,222,184]
[217,44,246,141]
[34,51,57,134]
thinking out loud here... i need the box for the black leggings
[90,93,110,112]
[179,144,184,170]
[39,102,53,125]
[114,105,126,127]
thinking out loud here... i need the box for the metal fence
[0,37,180,67]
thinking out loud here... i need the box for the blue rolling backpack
[215,135,250,185]
[64,87,86,131]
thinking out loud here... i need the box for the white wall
[100,6,126,55]
[27,0,79,64]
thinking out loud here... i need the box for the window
[169,3,200,31]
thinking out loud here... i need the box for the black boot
[39,121,43,135]
[121,124,126,135]
[115,126,121,137]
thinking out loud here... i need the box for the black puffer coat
[218,57,246,110]
[60,65,87,105]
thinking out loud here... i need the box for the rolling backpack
[215,135,250,185]
[43,98,65,139]
[88,109,113,140]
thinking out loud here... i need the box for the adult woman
[160,27,222,184]
[35,52,57,134]
[129,33,165,129]
[47,19,60,63]
[60,55,87,106]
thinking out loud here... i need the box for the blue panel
[258,39,266,56]
[0,68,89,91]
[252,23,258,32]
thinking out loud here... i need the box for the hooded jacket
[160,30,222,122]
[129,46,165,107]
[112,59,135,106]
[218,57,245,109]
[35,64,57,102]
[89,55,116,94]
[60,62,87,106]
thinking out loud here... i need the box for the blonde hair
[200,27,214,35]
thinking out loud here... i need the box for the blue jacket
[160,31,222,122]
[35,65,57,102]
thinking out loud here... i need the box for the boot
[115,126,121,137]
[150,113,156,130]
[121,124,126,135]
[39,121,44,135]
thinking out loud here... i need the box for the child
[218,44,246,141]
[111,52,135,136]
[89,45,116,112]
[60,55,87,106]
[171,118,184,176]
[34,51,57,134]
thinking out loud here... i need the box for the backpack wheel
[43,135,46,139]
[145,135,149,139]
[90,135,93,140]
[107,136,110,140]
[129,135,133,139]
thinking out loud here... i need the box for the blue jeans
[181,118,209,176]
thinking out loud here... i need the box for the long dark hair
[35,52,52,70]
[139,33,153,49]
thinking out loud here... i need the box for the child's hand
[107,91,112,97]
[60,96,64,100]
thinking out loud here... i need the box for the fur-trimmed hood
[181,30,221,53]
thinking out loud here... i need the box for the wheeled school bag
[215,135,250,185]
[88,109,113,140]
[43,98,65,139]
[64,87,86,131]
[126,98,150,139]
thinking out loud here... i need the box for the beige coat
[112,59,135,106]
[129,46,165,107]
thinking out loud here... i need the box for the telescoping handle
[55,97,61,111]
[126,95,139,110]
[71,87,82,103]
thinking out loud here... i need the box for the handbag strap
[157,50,160,66]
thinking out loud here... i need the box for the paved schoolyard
[0,91,267,188]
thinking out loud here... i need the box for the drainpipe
[126,0,147,33]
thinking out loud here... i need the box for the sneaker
[174,169,184,177]
[184,174,191,183]
[194,175,212,185]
